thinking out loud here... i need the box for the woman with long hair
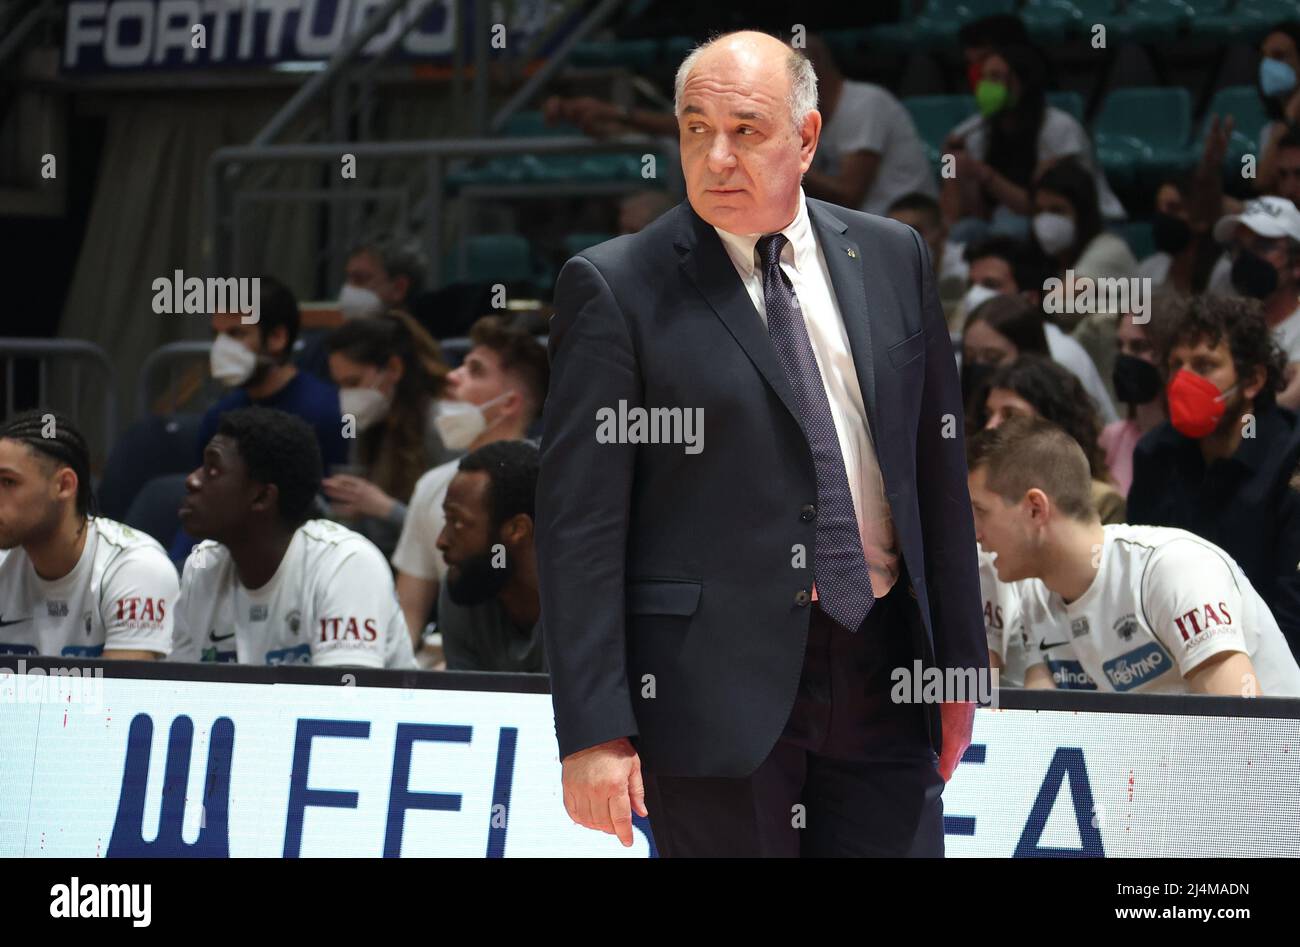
[321,312,446,557]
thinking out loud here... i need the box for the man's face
[1231,223,1297,294]
[445,346,516,417]
[678,35,820,235]
[179,435,263,543]
[1274,147,1300,208]
[1166,336,1248,433]
[1155,183,1188,220]
[211,312,286,368]
[968,466,1035,582]
[968,256,1018,295]
[0,440,69,550]
[436,470,513,605]
[1115,313,1156,362]
[345,250,406,307]
[983,387,1038,430]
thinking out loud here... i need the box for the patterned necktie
[756,232,875,633]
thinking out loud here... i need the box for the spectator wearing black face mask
[1210,197,1300,412]
[1139,177,1221,295]
[1100,293,1178,496]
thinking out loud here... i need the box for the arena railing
[0,337,118,461]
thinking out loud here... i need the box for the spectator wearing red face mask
[1127,294,1300,656]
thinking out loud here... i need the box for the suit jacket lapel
[675,205,802,426]
[674,198,880,438]
[808,200,878,438]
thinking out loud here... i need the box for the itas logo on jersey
[1046,660,1097,690]
[114,597,166,630]
[1173,602,1234,642]
[984,599,1003,631]
[47,601,68,618]
[318,617,378,643]
[1103,642,1172,691]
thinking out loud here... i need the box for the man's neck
[1038,519,1106,606]
[246,363,298,401]
[26,513,89,582]
[1198,401,1253,463]
[1264,288,1300,329]
[227,525,296,590]
[497,554,540,633]
[469,421,530,452]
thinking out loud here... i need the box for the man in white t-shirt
[0,411,177,659]
[967,416,1300,696]
[391,317,547,649]
[170,406,414,668]
[799,34,938,216]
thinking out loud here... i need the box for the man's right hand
[561,737,648,847]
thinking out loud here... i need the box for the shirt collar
[713,188,815,279]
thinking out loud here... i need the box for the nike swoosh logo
[0,616,30,628]
[208,630,235,642]
[1040,639,1070,651]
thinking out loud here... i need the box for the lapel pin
[845,247,857,258]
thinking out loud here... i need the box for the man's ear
[1024,487,1052,524]
[501,512,533,547]
[249,482,280,519]
[262,324,289,361]
[53,465,79,506]
[1243,362,1269,403]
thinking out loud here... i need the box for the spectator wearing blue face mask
[1257,22,1300,196]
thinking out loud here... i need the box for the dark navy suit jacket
[537,195,987,778]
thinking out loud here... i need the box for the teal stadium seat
[443,235,535,285]
[1094,87,1193,191]
[867,1,1016,53]
[1022,1,1084,45]
[903,95,977,169]
[1104,0,1195,44]
[570,39,658,70]
[1189,85,1272,185]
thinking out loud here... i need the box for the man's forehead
[448,469,491,502]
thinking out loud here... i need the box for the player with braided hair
[0,410,177,659]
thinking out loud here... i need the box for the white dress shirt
[712,188,900,599]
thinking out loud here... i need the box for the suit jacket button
[800,504,816,522]
[794,589,810,606]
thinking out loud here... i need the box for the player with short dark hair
[171,406,414,668]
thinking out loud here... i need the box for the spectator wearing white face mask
[198,275,347,471]
[1029,157,1137,333]
[297,236,435,381]
[391,317,549,655]
[320,314,449,559]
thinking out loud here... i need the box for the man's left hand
[937,701,975,782]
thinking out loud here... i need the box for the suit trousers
[641,580,945,857]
